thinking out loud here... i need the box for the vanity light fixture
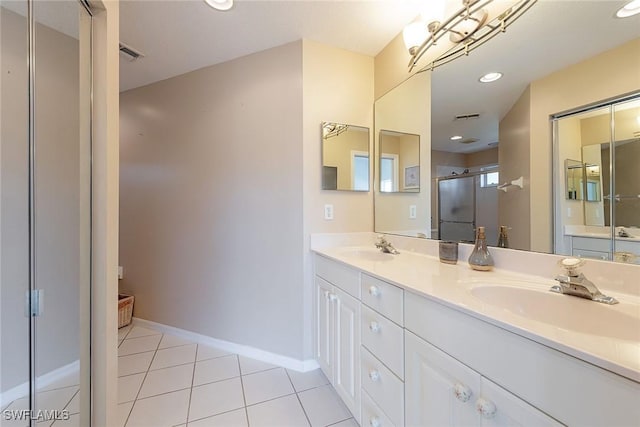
[615,0,640,18]
[450,135,463,140]
[404,0,537,72]
[204,0,233,11]
[479,72,503,83]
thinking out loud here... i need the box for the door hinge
[25,289,44,317]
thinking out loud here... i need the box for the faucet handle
[558,257,585,276]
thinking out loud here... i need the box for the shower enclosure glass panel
[1,0,92,424]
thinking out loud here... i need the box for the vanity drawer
[362,390,396,427]
[315,255,360,298]
[361,347,404,427]
[571,248,609,261]
[361,305,404,379]
[571,237,609,252]
[361,274,404,325]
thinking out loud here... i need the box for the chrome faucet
[551,258,618,304]
[375,235,399,255]
[618,227,630,238]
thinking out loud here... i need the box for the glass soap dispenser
[468,226,494,271]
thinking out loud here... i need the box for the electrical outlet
[409,205,417,219]
[324,204,334,220]
[118,266,124,280]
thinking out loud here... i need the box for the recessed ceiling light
[205,0,233,11]
[616,0,640,18]
[450,135,463,141]
[479,72,503,83]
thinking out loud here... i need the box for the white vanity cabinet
[405,331,561,426]
[315,257,361,422]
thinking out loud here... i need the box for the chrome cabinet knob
[369,416,381,427]
[369,286,380,297]
[369,370,381,382]
[369,321,381,333]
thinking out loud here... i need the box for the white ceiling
[119,0,426,91]
[118,0,640,153]
[430,0,640,153]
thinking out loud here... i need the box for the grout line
[123,332,164,427]
[244,391,297,409]
[185,344,198,425]
[185,405,246,425]
[325,417,354,427]
[236,355,250,427]
[285,369,312,427]
[240,366,281,378]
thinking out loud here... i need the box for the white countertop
[312,244,640,383]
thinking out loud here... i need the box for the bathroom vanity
[312,235,640,427]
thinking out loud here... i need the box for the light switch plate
[118,266,124,280]
[409,205,417,219]
[324,204,334,220]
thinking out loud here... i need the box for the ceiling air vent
[454,113,480,121]
[119,43,144,61]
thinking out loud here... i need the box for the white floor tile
[158,334,195,349]
[150,344,197,371]
[38,371,80,392]
[298,384,351,427]
[2,387,78,427]
[117,401,134,427]
[126,389,190,427]
[118,373,146,404]
[125,326,161,339]
[49,413,79,427]
[238,356,278,375]
[118,335,161,357]
[118,325,133,340]
[329,419,358,427]
[188,408,248,427]
[188,378,245,422]
[242,368,294,406]
[119,351,155,377]
[286,369,329,393]
[193,355,239,387]
[246,394,309,427]
[137,364,194,399]
[196,345,232,362]
[63,390,80,414]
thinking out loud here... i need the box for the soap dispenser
[468,226,494,271]
[497,226,509,248]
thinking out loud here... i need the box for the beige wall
[302,39,374,358]
[1,6,83,392]
[499,86,531,251]
[120,42,306,359]
[374,71,431,235]
[466,148,498,168]
[529,38,640,252]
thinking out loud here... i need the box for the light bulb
[205,0,233,11]
[616,0,640,18]
[403,22,429,55]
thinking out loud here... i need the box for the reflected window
[380,155,398,192]
[352,154,369,191]
[481,171,499,188]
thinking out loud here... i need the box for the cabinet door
[334,287,361,421]
[405,331,481,426]
[478,378,563,427]
[316,277,334,381]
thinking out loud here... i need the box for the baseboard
[0,360,79,408]
[132,317,319,373]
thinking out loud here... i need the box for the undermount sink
[469,284,640,342]
[334,247,395,262]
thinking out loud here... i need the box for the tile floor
[117,324,357,427]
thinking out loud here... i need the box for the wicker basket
[118,294,134,328]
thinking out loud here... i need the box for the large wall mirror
[321,122,370,191]
[373,0,640,265]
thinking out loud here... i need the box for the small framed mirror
[321,122,370,191]
[565,159,584,201]
[379,130,420,193]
